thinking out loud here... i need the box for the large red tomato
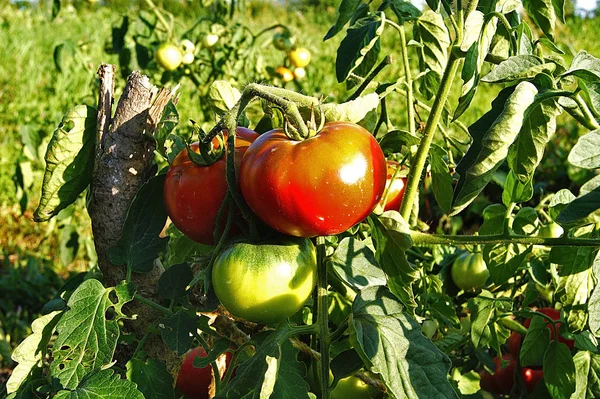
[164,127,258,244]
[521,367,544,393]
[379,161,407,212]
[239,122,386,237]
[480,355,516,395]
[176,347,232,399]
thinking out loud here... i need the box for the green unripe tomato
[156,43,183,71]
[331,376,381,399]
[273,32,295,51]
[451,252,489,291]
[212,238,317,324]
[202,34,219,48]
[422,319,439,339]
[538,222,564,238]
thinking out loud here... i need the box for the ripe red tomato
[508,331,521,356]
[521,308,574,350]
[239,122,386,237]
[176,347,232,399]
[379,161,406,211]
[521,367,544,393]
[480,355,516,395]
[164,127,258,244]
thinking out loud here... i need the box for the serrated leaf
[467,291,512,350]
[452,82,538,215]
[543,341,576,399]
[55,369,144,399]
[324,0,362,40]
[520,316,550,367]
[336,13,385,83]
[572,351,600,397]
[158,263,193,300]
[7,311,63,394]
[126,358,176,399]
[568,129,600,169]
[349,286,458,398]
[329,237,387,291]
[154,101,179,158]
[429,145,453,213]
[483,242,532,285]
[321,93,379,123]
[556,186,600,227]
[508,98,562,183]
[215,325,311,399]
[522,0,556,41]
[159,311,197,356]
[108,175,169,273]
[368,213,417,312]
[50,280,135,389]
[209,81,241,117]
[34,105,96,222]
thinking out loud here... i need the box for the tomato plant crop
[156,43,183,71]
[450,252,489,291]
[212,237,317,324]
[240,122,386,237]
[163,127,258,244]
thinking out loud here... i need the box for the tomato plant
[176,347,232,399]
[212,237,317,324]
[156,43,183,71]
[450,252,489,291]
[240,122,386,237]
[164,127,258,244]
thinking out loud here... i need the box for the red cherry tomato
[480,355,516,395]
[239,122,386,237]
[379,161,406,212]
[176,347,232,399]
[521,367,544,393]
[522,308,574,350]
[164,127,258,244]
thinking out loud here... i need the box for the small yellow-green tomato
[202,34,219,48]
[331,376,381,399]
[293,67,306,80]
[156,43,183,71]
[421,319,439,339]
[275,66,294,83]
[289,47,311,68]
[538,222,564,238]
[212,238,317,324]
[451,252,489,292]
[180,39,195,54]
[182,52,195,65]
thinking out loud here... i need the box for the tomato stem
[410,230,600,247]
[134,294,173,316]
[316,236,330,399]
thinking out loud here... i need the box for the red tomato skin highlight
[164,127,258,244]
[239,122,387,237]
[380,160,406,211]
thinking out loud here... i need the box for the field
[2,0,600,397]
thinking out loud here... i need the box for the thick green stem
[499,317,528,335]
[144,0,172,39]
[573,93,600,129]
[410,231,600,247]
[399,56,460,221]
[134,294,173,316]
[316,236,330,399]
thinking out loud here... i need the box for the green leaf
[556,186,600,227]
[157,263,193,300]
[330,349,364,383]
[215,325,311,399]
[502,170,534,206]
[321,93,379,123]
[154,101,179,158]
[568,129,600,169]
[50,280,135,389]
[349,286,458,398]
[516,23,534,55]
[552,0,566,22]
[324,0,362,40]
[483,242,532,285]
[33,105,96,222]
[482,55,555,83]
[429,145,453,213]
[572,351,600,398]
[54,369,144,399]
[561,51,600,83]
[522,0,556,41]
[368,213,418,312]
[378,130,420,155]
[336,13,385,83]
[164,225,211,267]
[548,189,576,222]
[59,224,79,267]
[108,175,169,273]
[508,98,562,183]
[413,10,451,99]
[467,291,512,350]
[543,341,576,399]
[387,0,422,24]
[512,207,539,235]
[581,81,600,116]
[159,311,197,356]
[479,204,506,235]
[588,276,600,335]
[520,316,550,367]
[209,81,241,118]
[126,358,176,399]
[451,82,538,215]
[329,237,387,291]
[192,340,231,368]
[6,311,63,394]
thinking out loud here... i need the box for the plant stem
[573,92,600,129]
[399,55,460,221]
[346,55,393,102]
[396,24,416,138]
[134,294,173,316]
[499,317,528,335]
[144,0,172,39]
[316,236,330,399]
[410,231,600,247]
